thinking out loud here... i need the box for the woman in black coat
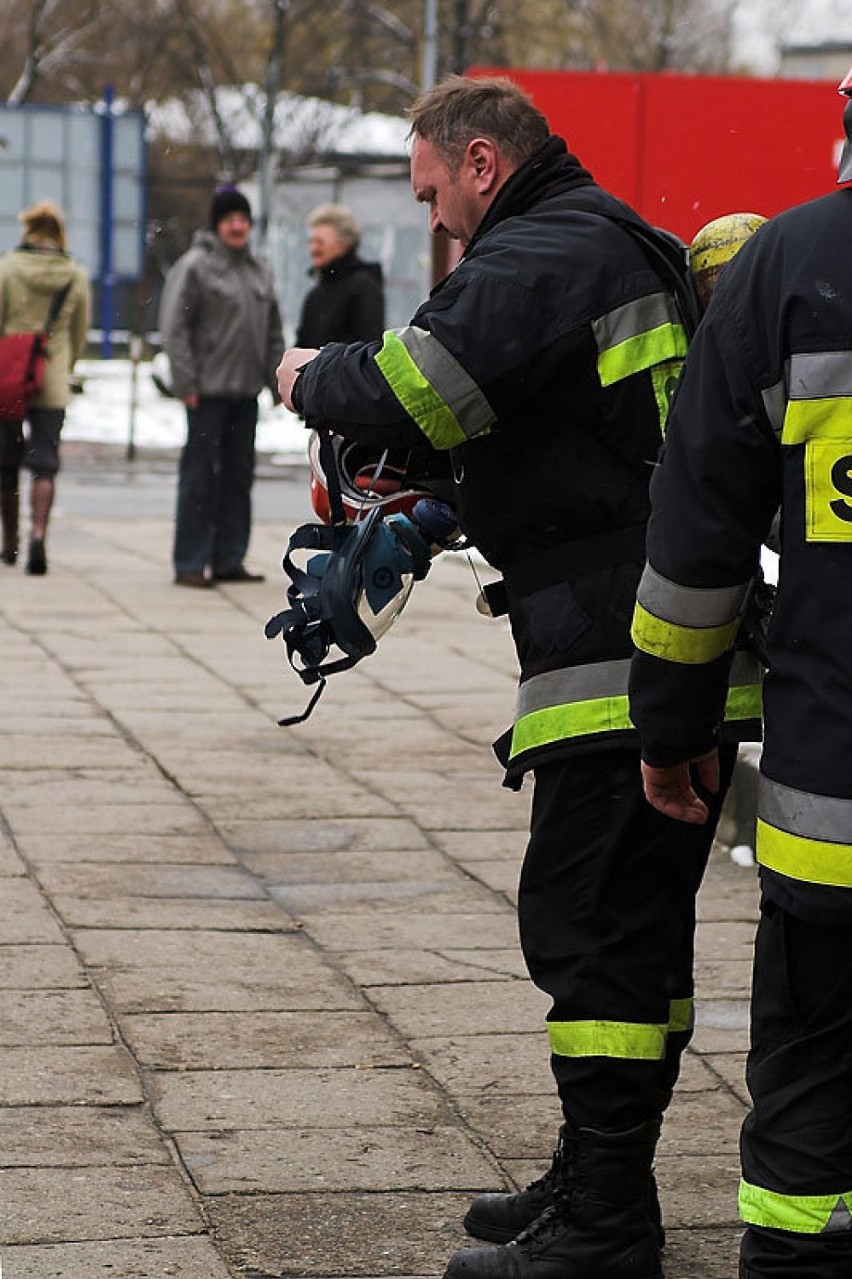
[295,204,385,347]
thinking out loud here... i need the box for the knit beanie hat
[209,186,253,229]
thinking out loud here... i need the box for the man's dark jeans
[173,396,258,576]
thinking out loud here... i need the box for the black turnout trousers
[518,744,736,1132]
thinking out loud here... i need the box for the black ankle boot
[443,1121,664,1279]
[26,538,47,576]
[464,1125,665,1248]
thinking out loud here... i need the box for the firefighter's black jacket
[293,136,762,781]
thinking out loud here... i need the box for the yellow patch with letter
[805,439,852,541]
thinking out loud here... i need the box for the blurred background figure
[159,186,284,588]
[295,204,385,347]
[0,201,90,575]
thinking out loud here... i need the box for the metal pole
[127,334,143,462]
[422,0,438,91]
[99,84,115,359]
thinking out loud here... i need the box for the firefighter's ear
[466,138,499,193]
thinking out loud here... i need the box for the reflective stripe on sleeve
[548,1019,667,1061]
[593,293,688,388]
[374,327,496,449]
[636,566,750,630]
[781,352,852,444]
[756,775,852,887]
[739,1180,852,1234]
[631,603,740,664]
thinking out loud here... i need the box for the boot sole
[462,1210,521,1243]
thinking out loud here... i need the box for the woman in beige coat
[0,201,89,574]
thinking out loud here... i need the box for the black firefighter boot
[443,1120,664,1279]
[464,1125,664,1248]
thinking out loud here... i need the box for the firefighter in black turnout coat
[278,76,761,1279]
[630,68,852,1279]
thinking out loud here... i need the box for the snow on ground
[63,359,311,464]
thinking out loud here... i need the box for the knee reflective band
[667,997,694,1035]
[739,1181,852,1234]
[548,1020,667,1061]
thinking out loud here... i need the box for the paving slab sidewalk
[0,492,759,1278]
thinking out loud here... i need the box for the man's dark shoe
[174,571,212,588]
[464,1126,664,1248]
[26,539,47,576]
[213,566,265,582]
[443,1121,663,1279]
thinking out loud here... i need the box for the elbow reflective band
[593,292,688,388]
[631,566,750,665]
[739,1181,852,1234]
[374,327,496,450]
[548,1019,666,1060]
[756,776,852,887]
[508,653,761,758]
[779,350,852,445]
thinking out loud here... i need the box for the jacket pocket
[515,581,592,659]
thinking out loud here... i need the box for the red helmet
[307,430,440,524]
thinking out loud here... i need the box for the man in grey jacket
[160,187,284,587]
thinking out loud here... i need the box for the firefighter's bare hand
[276,348,319,411]
[640,750,720,825]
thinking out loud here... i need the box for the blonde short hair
[306,204,361,250]
[19,200,67,251]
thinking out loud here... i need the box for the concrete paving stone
[0,714,116,737]
[368,981,549,1039]
[306,912,520,952]
[35,862,263,901]
[693,957,754,998]
[660,1090,748,1156]
[206,1189,473,1278]
[337,947,528,988]
[655,1153,742,1228]
[219,816,430,856]
[701,1052,750,1107]
[396,795,530,834]
[0,1104,171,1167]
[4,803,209,837]
[199,789,398,822]
[452,1093,565,1163]
[0,944,87,990]
[0,1164,203,1245]
[672,1051,731,1095]
[0,834,26,875]
[267,877,506,916]
[461,858,520,897]
[238,847,460,888]
[72,929,363,1013]
[0,739,144,770]
[122,1010,411,1070]
[0,881,67,945]
[0,1045,141,1105]
[54,896,291,931]
[0,988,113,1046]
[691,999,750,1054]
[150,1065,448,1132]
[67,682,236,712]
[114,709,288,746]
[17,832,236,865]
[0,776,186,808]
[148,751,364,796]
[178,1124,499,1195]
[0,1234,235,1278]
[409,1032,552,1097]
[660,1226,744,1279]
[695,919,757,961]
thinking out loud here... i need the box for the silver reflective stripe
[515,660,630,718]
[636,564,750,628]
[761,378,787,436]
[759,775,852,844]
[788,351,852,400]
[394,326,496,439]
[592,292,680,353]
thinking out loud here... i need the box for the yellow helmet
[689,212,767,310]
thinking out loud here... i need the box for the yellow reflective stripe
[548,1019,667,1060]
[650,358,684,432]
[756,819,852,888]
[725,682,763,722]
[739,1180,852,1233]
[782,396,852,445]
[374,331,466,449]
[631,602,739,664]
[509,695,632,758]
[668,997,693,1034]
[597,322,688,388]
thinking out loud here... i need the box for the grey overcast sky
[735,0,851,73]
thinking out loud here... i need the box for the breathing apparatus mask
[265,428,464,724]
